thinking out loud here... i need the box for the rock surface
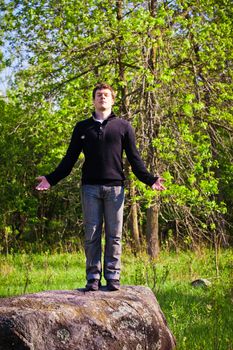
[0,285,176,350]
[191,278,212,288]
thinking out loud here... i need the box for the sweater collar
[92,111,116,124]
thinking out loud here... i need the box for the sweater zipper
[98,125,103,140]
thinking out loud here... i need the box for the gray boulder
[191,278,212,288]
[0,285,176,350]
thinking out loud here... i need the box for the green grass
[0,247,232,350]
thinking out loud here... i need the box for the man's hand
[36,176,51,191]
[151,177,166,191]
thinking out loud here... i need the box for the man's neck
[94,109,112,121]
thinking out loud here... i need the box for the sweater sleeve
[124,122,158,186]
[45,123,82,186]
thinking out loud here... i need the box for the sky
[0,41,12,95]
[0,67,11,95]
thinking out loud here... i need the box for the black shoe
[85,279,100,291]
[107,279,120,291]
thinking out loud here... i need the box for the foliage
[0,95,84,252]
[0,0,232,249]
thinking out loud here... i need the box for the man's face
[93,88,114,111]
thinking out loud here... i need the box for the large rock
[0,285,176,350]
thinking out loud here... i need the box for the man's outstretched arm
[35,122,83,190]
[124,123,166,191]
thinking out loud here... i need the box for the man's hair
[92,83,116,100]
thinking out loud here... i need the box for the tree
[0,0,232,252]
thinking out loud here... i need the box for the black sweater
[45,113,158,187]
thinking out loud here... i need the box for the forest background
[0,0,232,256]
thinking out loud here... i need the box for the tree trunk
[129,182,140,252]
[116,0,140,251]
[146,204,160,258]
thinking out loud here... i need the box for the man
[36,83,165,291]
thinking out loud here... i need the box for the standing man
[36,83,165,291]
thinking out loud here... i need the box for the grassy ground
[0,246,232,349]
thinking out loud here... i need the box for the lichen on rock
[0,285,176,350]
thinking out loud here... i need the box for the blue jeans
[81,185,124,281]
